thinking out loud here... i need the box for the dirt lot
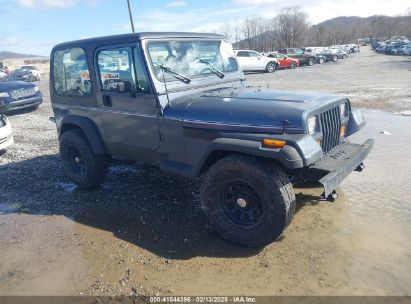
[0,47,410,297]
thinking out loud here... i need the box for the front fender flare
[194,137,304,176]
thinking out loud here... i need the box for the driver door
[95,45,160,151]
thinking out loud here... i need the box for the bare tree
[275,6,310,48]
[214,7,411,50]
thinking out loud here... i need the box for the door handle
[102,95,112,107]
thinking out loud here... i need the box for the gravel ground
[0,46,410,298]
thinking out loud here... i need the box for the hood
[0,81,36,92]
[165,86,344,134]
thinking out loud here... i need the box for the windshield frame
[144,38,239,84]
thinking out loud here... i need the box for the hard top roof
[52,32,226,50]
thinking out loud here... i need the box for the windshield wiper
[157,64,191,83]
[196,58,225,78]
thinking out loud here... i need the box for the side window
[133,48,151,94]
[249,51,261,57]
[236,51,250,57]
[97,48,136,93]
[53,47,92,96]
[97,47,151,94]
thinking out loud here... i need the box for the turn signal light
[340,125,346,137]
[262,139,287,148]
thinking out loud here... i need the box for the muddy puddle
[0,109,410,296]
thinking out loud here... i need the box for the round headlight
[308,116,318,135]
[339,103,347,117]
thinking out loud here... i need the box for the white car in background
[234,50,278,73]
[20,65,42,81]
[0,115,14,153]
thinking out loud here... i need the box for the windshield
[12,68,29,75]
[0,72,16,82]
[147,40,238,82]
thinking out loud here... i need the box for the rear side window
[53,47,92,96]
[236,51,250,57]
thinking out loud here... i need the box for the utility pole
[127,0,135,33]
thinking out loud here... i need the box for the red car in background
[266,52,299,69]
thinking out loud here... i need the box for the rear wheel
[318,57,325,64]
[201,155,296,247]
[266,62,277,73]
[289,62,297,69]
[332,55,338,62]
[60,129,109,189]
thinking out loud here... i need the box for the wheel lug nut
[236,198,247,208]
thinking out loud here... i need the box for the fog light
[262,139,287,148]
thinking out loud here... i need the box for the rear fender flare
[59,115,107,154]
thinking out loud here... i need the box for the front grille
[319,107,341,153]
[9,88,36,100]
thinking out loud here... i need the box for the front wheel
[265,62,277,73]
[289,62,297,69]
[60,129,109,189]
[332,55,338,62]
[201,155,296,247]
[318,57,325,64]
[307,58,315,66]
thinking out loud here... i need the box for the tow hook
[321,190,339,202]
[355,163,365,172]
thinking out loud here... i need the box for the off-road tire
[201,154,296,247]
[307,57,315,66]
[266,62,277,73]
[289,62,297,69]
[60,129,109,190]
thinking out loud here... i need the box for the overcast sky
[1,0,410,55]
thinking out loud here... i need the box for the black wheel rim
[67,146,86,176]
[219,181,264,227]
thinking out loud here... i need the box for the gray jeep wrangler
[50,32,373,247]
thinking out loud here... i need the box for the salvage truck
[50,33,373,247]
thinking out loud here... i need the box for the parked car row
[1,65,42,82]
[372,38,411,55]
[0,69,44,154]
[234,44,357,73]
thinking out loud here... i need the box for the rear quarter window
[53,47,92,97]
